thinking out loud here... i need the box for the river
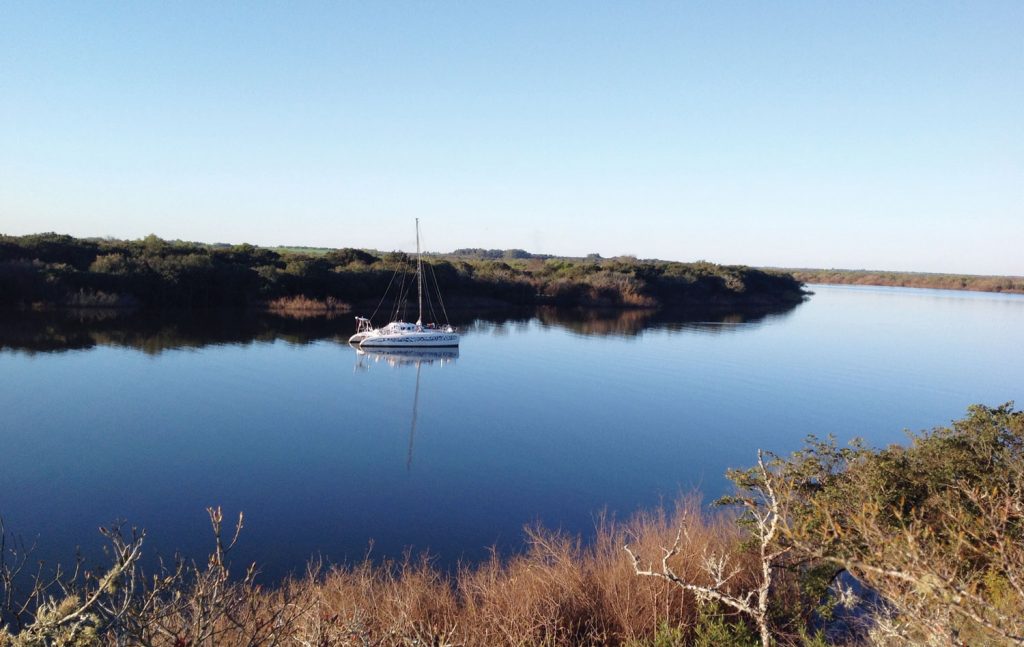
[1,284,1021,579]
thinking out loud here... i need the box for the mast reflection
[351,345,458,469]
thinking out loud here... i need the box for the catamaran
[349,220,460,348]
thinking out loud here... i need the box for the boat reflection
[351,346,459,369]
[350,346,457,470]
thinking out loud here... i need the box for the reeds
[265,295,350,318]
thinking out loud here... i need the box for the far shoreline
[769,267,1023,295]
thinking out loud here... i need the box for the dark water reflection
[2,287,1022,581]
[0,301,798,354]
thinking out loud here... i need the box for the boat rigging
[349,219,460,348]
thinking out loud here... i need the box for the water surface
[1,285,1021,578]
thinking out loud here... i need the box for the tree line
[0,233,805,311]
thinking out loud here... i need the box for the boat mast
[416,218,423,325]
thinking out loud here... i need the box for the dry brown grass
[3,498,777,646]
[277,497,757,646]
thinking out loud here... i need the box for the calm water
[1,285,1022,578]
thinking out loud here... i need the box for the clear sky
[1,2,1021,274]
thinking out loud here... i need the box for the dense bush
[0,233,805,310]
[689,403,1024,646]
[768,403,1024,645]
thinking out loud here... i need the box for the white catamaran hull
[359,331,459,347]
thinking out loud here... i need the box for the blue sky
[1,2,1021,274]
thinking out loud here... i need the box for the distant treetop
[450,248,554,261]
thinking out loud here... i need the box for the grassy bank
[3,405,1021,646]
[0,233,804,312]
[778,268,1024,294]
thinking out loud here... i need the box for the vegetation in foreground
[780,268,1024,294]
[2,404,1020,646]
[0,233,804,311]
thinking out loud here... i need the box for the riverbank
[2,405,1020,646]
[0,233,805,312]
[775,267,1024,294]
